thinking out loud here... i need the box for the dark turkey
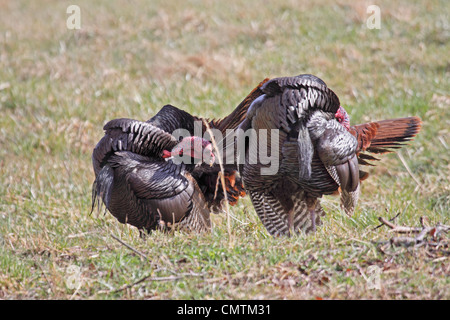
[237,74,421,236]
[91,80,268,234]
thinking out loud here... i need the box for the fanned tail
[351,116,422,165]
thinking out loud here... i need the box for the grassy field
[0,0,449,300]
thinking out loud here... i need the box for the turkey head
[162,136,215,167]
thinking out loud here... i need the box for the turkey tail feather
[352,116,421,161]
[211,78,269,133]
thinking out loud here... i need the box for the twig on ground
[110,233,150,261]
[109,275,180,294]
[373,211,400,230]
[377,217,423,234]
[376,216,450,249]
[100,272,205,294]
[373,203,409,230]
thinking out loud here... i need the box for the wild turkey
[91,79,268,234]
[237,74,421,236]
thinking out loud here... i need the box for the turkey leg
[306,197,318,233]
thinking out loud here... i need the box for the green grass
[0,0,449,299]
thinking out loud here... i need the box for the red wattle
[162,150,172,158]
